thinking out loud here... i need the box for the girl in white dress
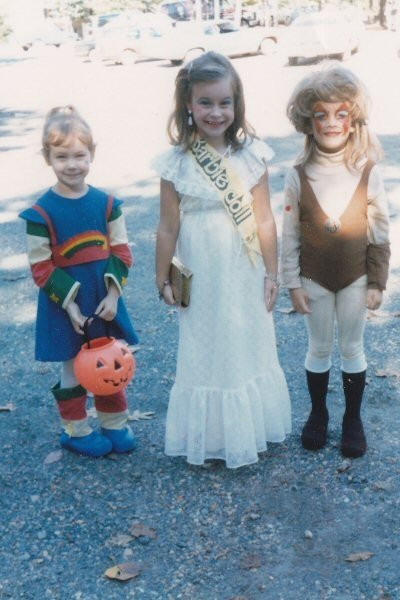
[154,52,291,468]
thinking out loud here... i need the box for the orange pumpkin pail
[74,317,136,396]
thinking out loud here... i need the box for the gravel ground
[1,42,400,600]
[1,178,400,600]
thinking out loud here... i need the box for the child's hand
[161,283,176,305]
[96,284,120,321]
[290,288,312,314]
[366,288,383,310]
[264,277,279,312]
[65,300,87,334]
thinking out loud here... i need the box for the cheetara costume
[20,185,138,362]
[281,146,390,456]
[153,138,291,469]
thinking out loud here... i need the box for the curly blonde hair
[42,105,95,160]
[286,65,382,170]
[167,51,255,151]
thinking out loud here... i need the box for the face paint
[311,101,352,153]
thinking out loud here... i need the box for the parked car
[74,37,96,58]
[19,23,77,52]
[285,10,361,65]
[153,20,278,64]
[81,12,174,63]
[97,13,122,28]
[91,19,278,66]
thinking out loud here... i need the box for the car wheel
[241,18,250,27]
[120,49,138,66]
[183,48,205,64]
[288,56,298,66]
[260,38,276,56]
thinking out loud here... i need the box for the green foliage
[0,13,12,42]
[87,0,152,14]
[50,0,93,19]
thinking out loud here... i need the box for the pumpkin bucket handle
[83,314,111,349]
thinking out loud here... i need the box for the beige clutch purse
[169,257,193,307]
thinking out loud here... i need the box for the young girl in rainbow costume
[20,106,139,457]
[282,66,390,458]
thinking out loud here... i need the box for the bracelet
[158,280,170,300]
[264,273,280,287]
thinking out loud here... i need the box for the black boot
[301,370,330,451]
[341,370,367,458]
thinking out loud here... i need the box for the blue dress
[20,186,139,362]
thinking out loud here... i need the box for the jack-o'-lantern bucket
[74,317,136,396]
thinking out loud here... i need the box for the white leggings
[302,275,368,374]
[60,358,80,388]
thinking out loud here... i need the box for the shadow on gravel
[0,108,41,155]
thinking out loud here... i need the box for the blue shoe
[60,431,113,457]
[101,426,138,453]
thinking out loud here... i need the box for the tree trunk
[378,0,387,28]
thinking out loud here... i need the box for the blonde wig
[42,105,95,160]
[167,51,255,151]
[286,64,382,170]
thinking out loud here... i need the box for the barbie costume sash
[189,137,261,266]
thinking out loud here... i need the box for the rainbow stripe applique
[59,231,109,259]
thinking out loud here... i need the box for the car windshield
[218,22,239,33]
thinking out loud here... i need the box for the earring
[188,110,193,127]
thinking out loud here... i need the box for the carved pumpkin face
[74,337,136,396]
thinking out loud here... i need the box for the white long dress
[153,138,291,468]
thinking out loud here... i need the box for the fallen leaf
[345,551,374,562]
[128,410,155,421]
[104,562,141,581]
[130,523,157,539]
[240,553,261,570]
[215,549,229,560]
[337,460,352,473]
[375,370,400,379]
[373,481,392,491]
[107,534,134,547]
[43,450,63,465]
[0,403,16,412]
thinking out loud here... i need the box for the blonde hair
[167,51,255,151]
[286,65,382,170]
[42,105,95,160]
